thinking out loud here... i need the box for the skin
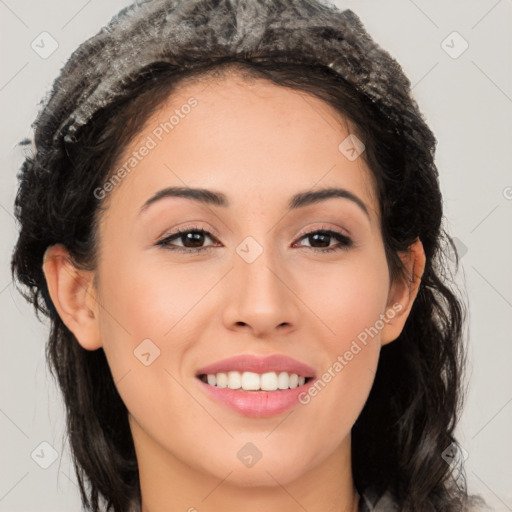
[43,73,425,512]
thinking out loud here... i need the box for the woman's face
[51,74,419,492]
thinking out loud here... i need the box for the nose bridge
[224,232,299,333]
[236,234,284,305]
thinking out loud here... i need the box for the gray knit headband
[40,0,418,148]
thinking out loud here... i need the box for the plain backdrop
[1,1,511,510]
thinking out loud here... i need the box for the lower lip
[196,378,315,418]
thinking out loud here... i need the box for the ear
[381,238,426,346]
[42,243,102,350]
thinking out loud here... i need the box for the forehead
[98,73,380,228]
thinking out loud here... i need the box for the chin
[190,446,310,488]
[217,462,306,488]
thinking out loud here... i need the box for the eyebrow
[138,186,370,219]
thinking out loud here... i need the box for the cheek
[98,248,216,353]
[307,248,390,343]
[292,249,388,441]
[94,250,218,431]
[294,328,381,471]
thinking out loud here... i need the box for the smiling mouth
[197,371,313,392]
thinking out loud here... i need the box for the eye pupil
[183,231,205,247]
[310,232,330,248]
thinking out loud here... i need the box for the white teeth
[260,372,278,391]
[216,372,227,388]
[227,371,242,389]
[201,371,309,391]
[241,371,261,390]
[277,371,289,389]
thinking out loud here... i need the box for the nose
[222,242,301,338]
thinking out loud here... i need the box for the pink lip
[195,354,316,378]
[194,354,317,418]
[196,377,316,418]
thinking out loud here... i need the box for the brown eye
[294,229,353,253]
[156,227,219,253]
[155,226,353,254]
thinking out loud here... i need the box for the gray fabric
[36,0,420,153]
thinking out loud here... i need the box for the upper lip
[195,354,316,378]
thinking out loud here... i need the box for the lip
[195,354,316,378]
[196,376,316,418]
[195,353,317,418]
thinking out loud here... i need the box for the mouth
[197,371,314,391]
[194,353,317,418]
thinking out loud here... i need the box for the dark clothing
[359,488,399,511]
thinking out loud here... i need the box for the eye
[155,225,353,254]
[293,227,353,253]
[155,226,220,253]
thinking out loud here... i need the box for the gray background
[1,0,511,510]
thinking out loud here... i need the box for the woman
[10,0,483,510]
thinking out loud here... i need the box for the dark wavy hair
[10,0,482,511]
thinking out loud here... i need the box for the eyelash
[155,225,353,254]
